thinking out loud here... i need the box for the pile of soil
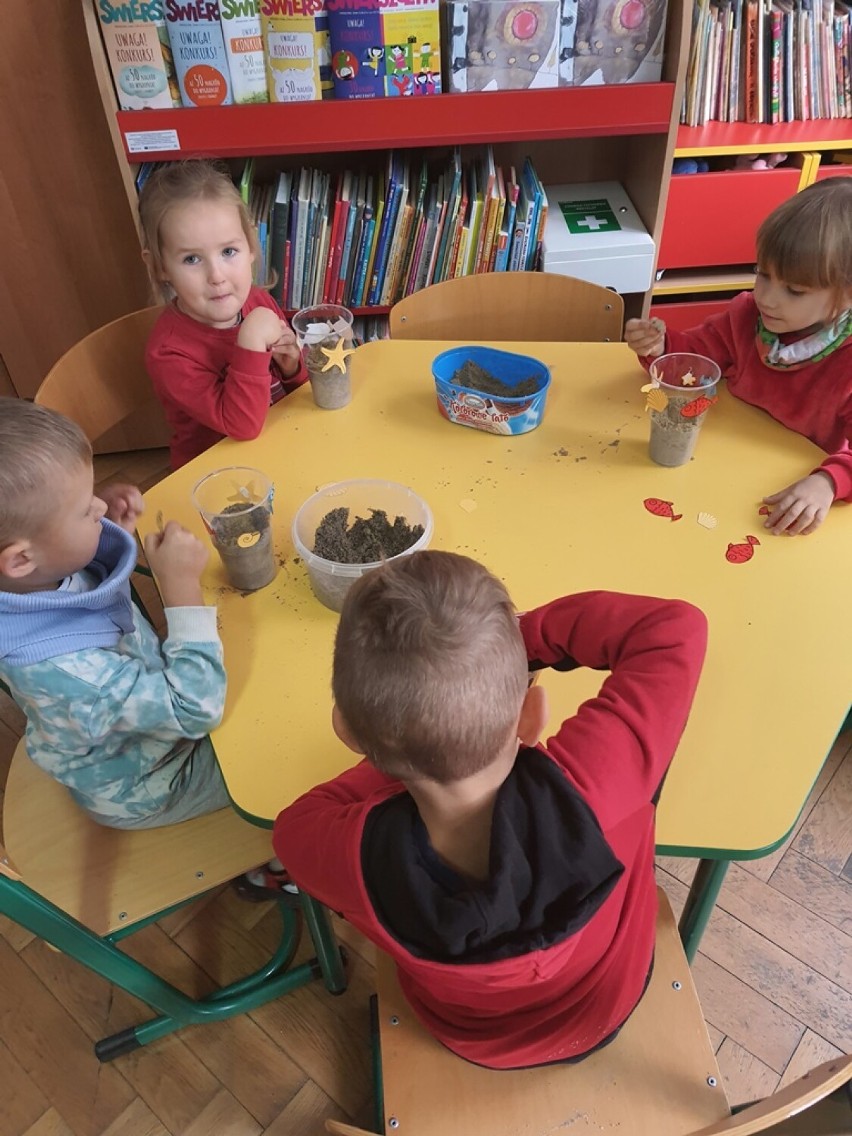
[314,507,424,564]
[452,359,541,398]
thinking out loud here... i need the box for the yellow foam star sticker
[320,339,357,374]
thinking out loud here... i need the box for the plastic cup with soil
[192,467,277,592]
[291,304,355,410]
[292,479,434,612]
[647,353,722,468]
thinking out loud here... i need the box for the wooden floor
[0,448,849,1136]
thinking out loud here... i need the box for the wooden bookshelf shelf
[676,120,852,156]
[653,266,756,296]
[116,85,676,162]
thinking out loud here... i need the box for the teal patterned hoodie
[0,521,226,826]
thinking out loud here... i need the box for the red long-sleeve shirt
[273,592,707,1069]
[649,292,852,500]
[145,287,307,469]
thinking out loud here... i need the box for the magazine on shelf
[220,0,269,103]
[261,0,333,102]
[164,3,234,106]
[447,0,560,91]
[96,2,182,109]
[327,0,441,99]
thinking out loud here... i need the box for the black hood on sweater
[361,747,624,964]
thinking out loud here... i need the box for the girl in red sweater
[626,178,852,536]
[139,161,306,469]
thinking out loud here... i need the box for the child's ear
[517,682,548,748]
[332,704,365,754]
[0,541,36,580]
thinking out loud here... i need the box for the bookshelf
[80,0,693,328]
[651,120,852,325]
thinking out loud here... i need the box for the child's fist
[101,484,144,533]
[625,318,666,359]
[238,307,288,354]
[270,321,302,376]
[143,521,208,607]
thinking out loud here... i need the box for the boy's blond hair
[757,179,852,312]
[333,551,529,784]
[0,400,91,551]
[138,160,262,302]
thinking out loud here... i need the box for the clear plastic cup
[647,353,722,467]
[192,467,277,592]
[291,304,355,409]
[292,479,434,612]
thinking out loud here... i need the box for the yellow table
[140,340,851,958]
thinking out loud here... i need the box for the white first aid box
[542,181,655,293]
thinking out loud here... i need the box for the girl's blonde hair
[757,178,852,311]
[137,160,261,302]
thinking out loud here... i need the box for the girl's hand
[101,484,144,533]
[143,522,208,607]
[238,307,288,354]
[625,318,666,358]
[270,322,302,377]
[762,472,835,536]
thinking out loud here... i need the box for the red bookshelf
[117,85,676,162]
[677,120,852,155]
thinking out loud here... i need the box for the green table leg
[678,858,730,963]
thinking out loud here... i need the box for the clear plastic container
[291,479,434,612]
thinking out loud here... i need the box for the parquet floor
[0,448,849,1136]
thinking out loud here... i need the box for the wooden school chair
[34,304,168,452]
[389,272,624,343]
[325,891,852,1136]
[0,740,347,1060]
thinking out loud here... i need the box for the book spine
[165,9,233,106]
[220,1,269,103]
[337,199,360,303]
[354,213,376,306]
[349,204,373,305]
[368,180,400,306]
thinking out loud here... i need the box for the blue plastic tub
[432,346,551,435]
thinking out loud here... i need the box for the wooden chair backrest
[389,273,624,343]
[2,740,274,936]
[35,305,168,450]
[330,890,728,1136]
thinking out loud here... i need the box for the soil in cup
[314,507,424,564]
[452,360,541,398]
[210,502,275,591]
[649,390,710,467]
[305,339,351,409]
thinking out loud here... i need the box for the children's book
[327,0,441,99]
[352,179,377,306]
[270,171,292,304]
[261,0,332,102]
[448,0,559,91]
[97,1,182,109]
[164,2,233,106]
[220,0,269,102]
[562,0,669,86]
[494,166,519,272]
[362,170,387,306]
[339,171,367,303]
[368,155,402,305]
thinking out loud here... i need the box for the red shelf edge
[118,84,675,162]
[677,119,852,152]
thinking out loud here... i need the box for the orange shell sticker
[237,532,260,548]
[645,387,669,413]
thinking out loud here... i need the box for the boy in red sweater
[273,551,707,1069]
[139,162,307,469]
[626,178,852,536]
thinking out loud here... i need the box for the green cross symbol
[559,198,622,235]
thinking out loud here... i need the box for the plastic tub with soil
[292,479,433,612]
[432,346,551,435]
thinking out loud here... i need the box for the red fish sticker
[680,394,718,418]
[758,505,771,516]
[725,534,760,563]
[644,498,682,522]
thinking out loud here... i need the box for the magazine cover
[96,0,182,109]
[164,1,234,106]
[220,0,269,102]
[327,0,441,99]
[447,0,560,91]
[261,0,333,101]
[559,0,668,85]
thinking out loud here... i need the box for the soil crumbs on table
[453,360,541,398]
[314,507,424,564]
